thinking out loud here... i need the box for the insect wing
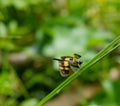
[71,61,82,72]
[70,65,79,72]
[58,59,72,77]
[61,56,73,61]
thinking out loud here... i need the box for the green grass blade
[37,35,120,106]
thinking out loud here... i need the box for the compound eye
[78,61,82,65]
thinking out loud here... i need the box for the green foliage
[0,0,120,106]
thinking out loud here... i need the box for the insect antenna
[53,58,63,61]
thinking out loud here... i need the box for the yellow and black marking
[53,53,82,77]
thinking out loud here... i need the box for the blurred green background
[0,0,120,106]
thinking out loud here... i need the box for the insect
[53,54,82,77]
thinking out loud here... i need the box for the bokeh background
[0,0,120,106]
